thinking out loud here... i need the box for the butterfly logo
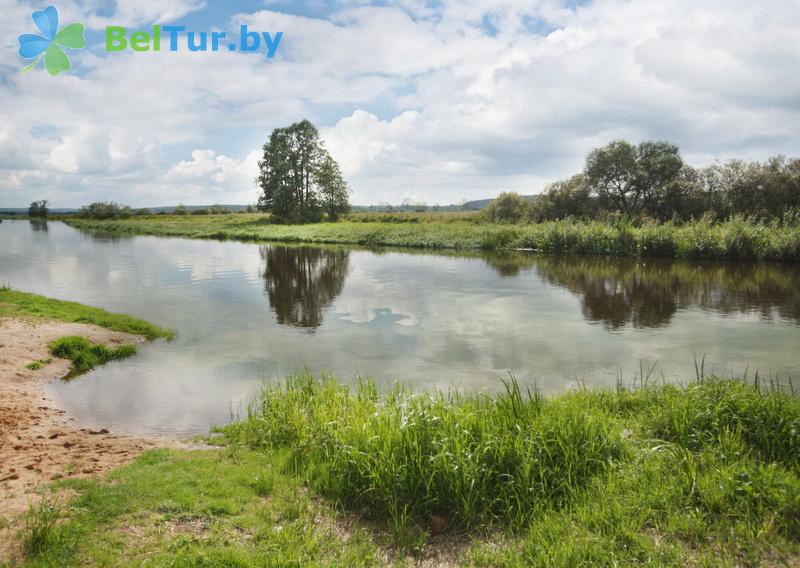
[18,5,85,76]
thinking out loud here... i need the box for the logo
[18,5,85,76]
[104,26,282,57]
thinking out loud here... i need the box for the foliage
[0,288,174,339]
[534,140,800,222]
[256,119,351,223]
[77,201,132,220]
[585,140,683,216]
[48,335,136,376]
[28,200,49,219]
[482,192,534,223]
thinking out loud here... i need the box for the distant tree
[585,140,683,216]
[315,154,351,221]
[257,119,351,223]
[78,202,131,219]
[173,204,189,215]
[28,200,48,219]
[483,192,533,223]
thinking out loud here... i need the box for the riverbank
[0,291,176,561]
[16,373,800,566]
[64,214,800,262]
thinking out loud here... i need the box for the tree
[316,154,351,220]
[585,140,683,215]
[78,201,131,219]
[534,174,596,220]
[257,119,351,223]
[28,200,48,218]
[483,192,533,223]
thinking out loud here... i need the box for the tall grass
[65,214,800,261]
[225,376,624,530]
[224,372,800,549]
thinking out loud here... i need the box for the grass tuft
[49,335,137,377]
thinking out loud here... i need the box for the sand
[0,317,178,559]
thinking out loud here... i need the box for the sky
[1,0,799,208]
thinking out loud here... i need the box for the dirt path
[0,317,179,559]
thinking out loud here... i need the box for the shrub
[483,192,534,224]
[77,202,132,220]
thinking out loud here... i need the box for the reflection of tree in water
[535,256,800,330]
[29,220,48,232]
[481,251,537,277]
[260,246,349,329]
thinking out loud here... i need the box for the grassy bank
[0,288,174,340]
[64,214,800,261]
[19,374,800,566]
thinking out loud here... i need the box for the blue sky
[1,0,799,208]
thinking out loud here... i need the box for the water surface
[1,220,798,437]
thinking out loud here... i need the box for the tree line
[485,140,800,224]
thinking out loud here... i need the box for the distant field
[64,214,800,262]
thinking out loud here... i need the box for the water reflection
[29,219,48,232]
[2,219,798,438]
[260,245,350,329]
[535,256,800,330]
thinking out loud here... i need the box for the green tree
[585,140,683,216]
[28,200,49,218]
[78,201,131,219]
[257,119,351,223]
[535,174,596,220]
[483,192,533,223]
[315,154,351,220]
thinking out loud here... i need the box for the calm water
[1,220,798,437]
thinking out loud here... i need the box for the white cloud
[1,0,799,207]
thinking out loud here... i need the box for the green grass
[16,449,382,567]
[12,374,800,566]
[221,373,800,565]
[48,336,137,377]
[25,358,52,371]
[64,214,800,261]
[0,288,174,340]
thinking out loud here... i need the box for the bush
[482,192,534,223]
[77,202,132,220]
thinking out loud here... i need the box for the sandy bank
[0,317,179,558]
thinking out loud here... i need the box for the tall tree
[257,119,350,223]
[28,200,49,218]
[585,140,683,215]
[316,154,351,220]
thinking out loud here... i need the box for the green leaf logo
[18,5,85,76]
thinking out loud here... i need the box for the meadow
[64,213,800,262]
